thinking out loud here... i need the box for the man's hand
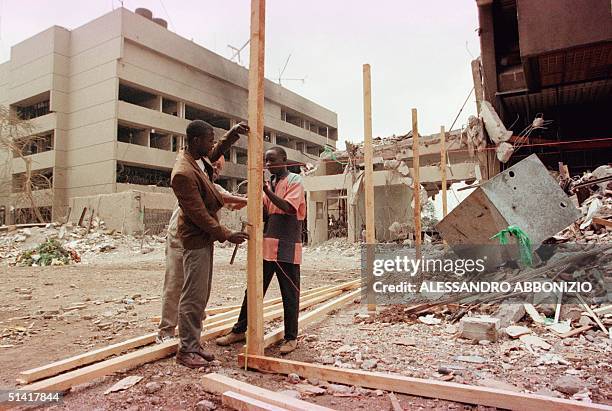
[227,231,249,244]
[229,122,249,137]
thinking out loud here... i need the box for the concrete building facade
[0,7,337,225]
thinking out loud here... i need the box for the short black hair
[267,146,287,161]
[186,120,213,142]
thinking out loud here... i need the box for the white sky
[0,0,482,147]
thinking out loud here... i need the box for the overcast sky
[0,0,481,146]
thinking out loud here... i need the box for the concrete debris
[505,325,531,339]
[195,399,217,411]
[553,375,587,396]
[494,302,525,328]
[418,314,441,325]
[104,375,143,394]
[519,334,551,351]
[0,220,166,265]
[496,142,514,163]
[144,381,162,394]
[459,316,500,342]
[454,355,487,364]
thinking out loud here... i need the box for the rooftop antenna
[277,54,306,86]
[228,39,250,65]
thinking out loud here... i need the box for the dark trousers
[232,260,300,341]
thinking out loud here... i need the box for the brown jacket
[170,132,238,249]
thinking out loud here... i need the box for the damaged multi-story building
[0,7,337,227]
[472,0,611,174]
[304,0,611,245]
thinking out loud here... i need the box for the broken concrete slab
[459,316,500,341]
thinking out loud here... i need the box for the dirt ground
[1,241,611,410]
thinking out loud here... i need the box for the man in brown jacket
[171,119,248,368]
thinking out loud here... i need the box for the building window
[316,202,324,220]
[150,132,171,151]
[185,104,232,130]
[117,124,148,146]
[14,207,52,224]
[12,132,54,158]
[119,83,159,110]
[11,92,51,120]
[12,168,53,193]
[235,148,248,165]
[116,162,171,187]
[276,134,292,149]
[162,98,178,116]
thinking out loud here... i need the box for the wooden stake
[362,64,376,312]
[246,0,266,356]
[412,109,422,260]
[440,126,448,218]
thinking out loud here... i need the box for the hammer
[230,221,247,265]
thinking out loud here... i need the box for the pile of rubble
[1,219,166,265]
[553,165,612,243]
[305,237,361,257]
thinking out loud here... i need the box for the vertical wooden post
[246,0,265,356]
[362,64,376,313]
[412,109,422,260]
[440,126,448,218]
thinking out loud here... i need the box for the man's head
[212,156,226,181]
[265,146,288,176]
[186,120,214,158]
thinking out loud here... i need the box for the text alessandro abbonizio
[369,256,592,294]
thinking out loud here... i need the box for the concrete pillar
[178,102,186,118]
[306,190,328,245]
[230,147,238,164]
[270,131,277,144]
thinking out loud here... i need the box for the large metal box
[436,154,581,266]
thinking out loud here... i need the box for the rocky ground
[0,230,610,410]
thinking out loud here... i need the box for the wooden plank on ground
[203,373,331,411]
[262,289,360,348]
[577,294,608,334]
[20,323,234,392]
[592,217,612,228]
[558,325,593,339]
[19,283,356,384]
[237,355,612,411]
[222,391,289,411]
[246,0,266,357]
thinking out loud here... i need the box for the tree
[0,105,52,223]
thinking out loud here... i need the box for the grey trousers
[158,238,184,337]
[178,245,214,353]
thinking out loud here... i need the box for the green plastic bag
[490,225,533,266]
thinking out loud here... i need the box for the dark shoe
[176,351,207,368]
[195,347,215,362]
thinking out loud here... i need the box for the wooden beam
[18,281,359,384]
[203,373,332,411]
[440,126,448,218]
[577,294,608,334]
[262,289,360,348]
[238,356,612,411]
[412,109,422,260]
[21,323,234,392]
[362,64,376,312]
[222,391,289,411]
[246,0,266,356]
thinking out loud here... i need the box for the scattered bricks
[459,316,500,342]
